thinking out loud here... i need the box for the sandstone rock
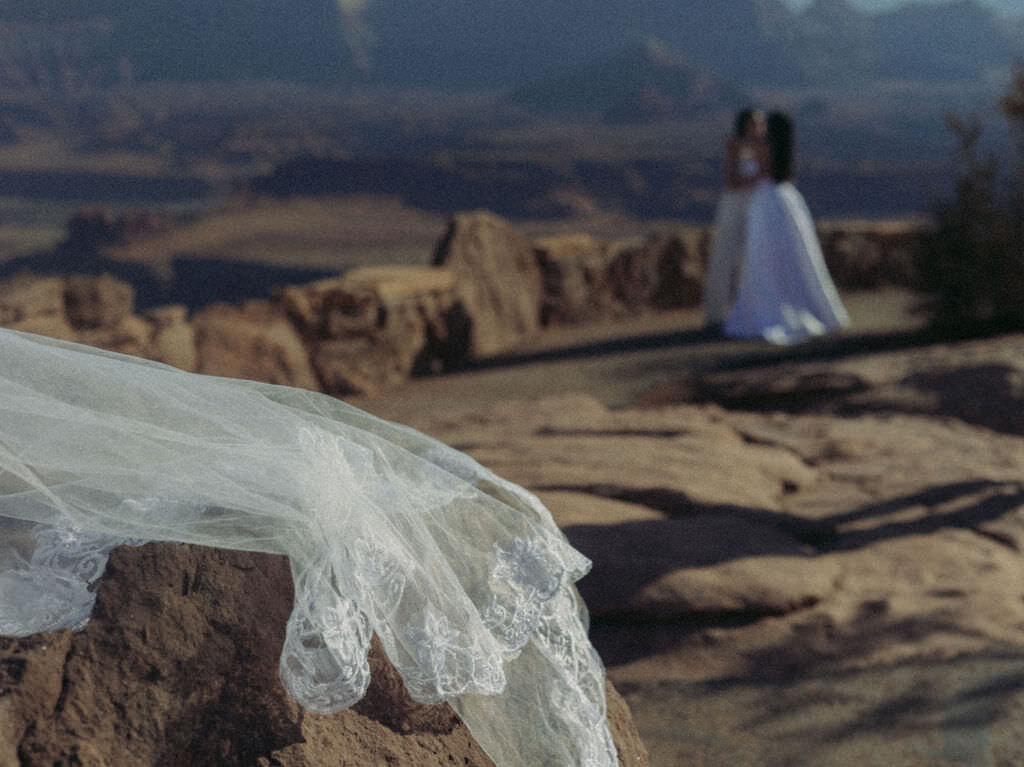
[566,514,838,619]
[667,368,871,413]
[0,275,70,336]
[63,274,135,330]
[0,313,77,342]
[433,211,543,357]
[432,394,818,513]
[0,632,71,767]
[0,275,65,321]
[0,542,649,766]
[620,552,838,618]
[0,274,200,369]
[313,336,414,396]
[373,376,1024,686]
[192,301,319,391]
[280,266,468,396]
[76,314,153,357]
[818,219,927,290]
[143,304,198,371]
[605,231,703,312]
[534,233,617,324]
[536,490,668,529]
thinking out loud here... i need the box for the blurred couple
[704,108,850,344]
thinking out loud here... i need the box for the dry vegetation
[915,68,1024,334]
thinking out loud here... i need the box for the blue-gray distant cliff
[0,0,1019,92]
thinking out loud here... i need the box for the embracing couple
[704,109,850,345]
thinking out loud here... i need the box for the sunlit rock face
[433,211,545,358]
[0,542,649,767]
[0,215,930,393]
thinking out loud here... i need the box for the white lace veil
[0,329,617,767]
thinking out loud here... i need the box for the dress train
[724,180,850,344]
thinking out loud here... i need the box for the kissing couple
[704,108,850,345]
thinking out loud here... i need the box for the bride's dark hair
[767,111,795,181]
[734,108,757,138]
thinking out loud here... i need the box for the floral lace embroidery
[0,525,142,634]
[535,588,616,767]
[279,562,372,713]
[493,537,563,601]
[350,537,407,621]
[31,526,129,589]
[400,607,506,703]
[483,536,565,652]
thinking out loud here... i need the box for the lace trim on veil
[0,329,618,767]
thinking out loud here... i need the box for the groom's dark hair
[767,112,795,181]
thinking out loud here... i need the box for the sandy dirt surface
[351,288,1024,767]
[350,288,927,421]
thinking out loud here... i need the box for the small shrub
[916,68,1024,335]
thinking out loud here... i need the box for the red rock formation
[278,266,469,395]
[0,215,933,393]
[433,211,545,357]
[0,543,648,766]
[191,300,319,391]
[605,231,704,312]
[535,233,619,325]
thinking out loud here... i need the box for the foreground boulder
[0,543,648,766]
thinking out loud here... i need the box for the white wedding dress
[704,144,763,326]
[703,188,751,326]
[0,329,617,767]
[723,179,850,344]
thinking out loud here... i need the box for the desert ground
[350,289,1024,767]
[3,237,1024,765]
[2,195,1018,765]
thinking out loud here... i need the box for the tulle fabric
[724,180,851,344]
[0,329,616,767]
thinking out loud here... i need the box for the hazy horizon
[783,0,1023,15]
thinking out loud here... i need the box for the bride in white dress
[703,108,768,328]
[723,111,851,345]
[0,329,617,767]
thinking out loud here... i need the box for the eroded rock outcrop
[0,212,932,395]
[191,300,319,391]
[0,274,196,367]
[433,211,544,357]
[535,233,619,324]
[817,219,925,290]
[605,230,705,312]
[0,542,649,767]
[279,265,469,395]
[0,274,76,341]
